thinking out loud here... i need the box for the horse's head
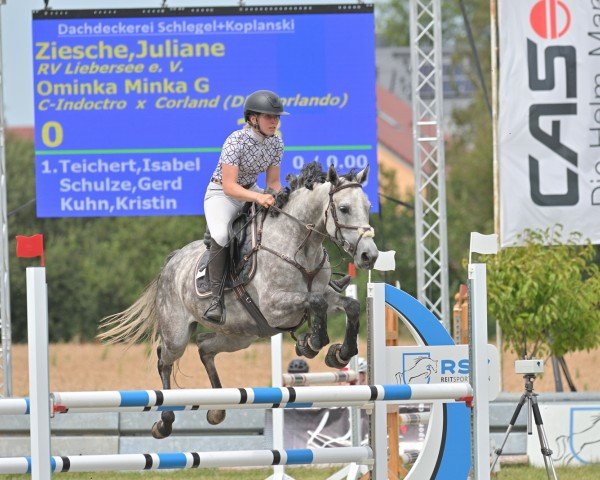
[324,164,379,270]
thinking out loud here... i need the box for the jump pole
[0,447,373,474]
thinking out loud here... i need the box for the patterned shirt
[212,127,284,186]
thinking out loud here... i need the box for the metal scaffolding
[0,0,12,398]
[409,0,450,329]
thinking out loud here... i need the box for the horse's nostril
[361,252,370,263]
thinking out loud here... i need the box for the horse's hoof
[295,333,319,359]
[325,344,349,369]
[207,409,226,425]
[151,420,172,439]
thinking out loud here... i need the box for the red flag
[16,234,45,266]
[348,262,356,279]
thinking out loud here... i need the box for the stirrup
[329,274,352,293]
[202,298,226,325]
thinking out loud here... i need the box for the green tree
[486,227,600,358]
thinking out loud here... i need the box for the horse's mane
[274,161,360,213]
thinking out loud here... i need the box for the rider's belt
[211,177,254,189]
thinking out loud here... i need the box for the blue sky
[1,0,383,126]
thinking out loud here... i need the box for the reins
[257,181,375,287]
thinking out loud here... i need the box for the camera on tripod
[491,357,558,479]
[515,359,544,375]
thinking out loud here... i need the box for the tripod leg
[531,396,558,480]
[490,393,528,472]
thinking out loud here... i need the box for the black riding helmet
[244,90,289,122]
[287,358,309,374]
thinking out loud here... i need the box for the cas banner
[498,0,600,246]
[32,5,377,217]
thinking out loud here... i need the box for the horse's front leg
[264,291,330,359]
[322,287,360,368]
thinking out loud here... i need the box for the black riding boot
[202,239,228,325]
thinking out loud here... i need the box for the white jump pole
[26,267,51,480]
[282,371,357,386]
[47,384,471,411]
[468,263,491,480]
[0,447,374,474]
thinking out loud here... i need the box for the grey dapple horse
[99,162,379,439]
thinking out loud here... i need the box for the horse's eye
[339,205,350,214]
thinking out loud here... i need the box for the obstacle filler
[368,267,496,480]
[1,263,493,479]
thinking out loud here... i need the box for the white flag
[470,233,498,256]
[373,250,396,271]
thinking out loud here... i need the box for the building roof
[6,126,34,141]
[376,84,413,165]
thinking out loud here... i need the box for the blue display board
[31,5,378,217]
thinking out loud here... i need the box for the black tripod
[490,374,558,479]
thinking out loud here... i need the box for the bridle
[267,181,375,261]
[324,182,375,256]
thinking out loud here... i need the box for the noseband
[325,182,375,255]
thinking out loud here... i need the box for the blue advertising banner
[31,5,377,217]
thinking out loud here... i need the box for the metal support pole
[267,333,294,480]
[0,0,12,398]
[367,282,387,480]
[409,0,450,330]
[468,264,491,480]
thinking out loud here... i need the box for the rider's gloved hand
[255,193,275,208]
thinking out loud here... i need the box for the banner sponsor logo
[386,344,500,400]
[530,0,571,40]
[498,1,600,245]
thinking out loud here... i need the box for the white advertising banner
[498,1,600,246]
[527,403,600,466]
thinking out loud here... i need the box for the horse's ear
[356,164,370,185]
[327,164,339,186]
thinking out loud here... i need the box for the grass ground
[3,465,600,479]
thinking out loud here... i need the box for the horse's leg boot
[202,239,227,325]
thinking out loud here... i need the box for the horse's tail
[97,276,160,349]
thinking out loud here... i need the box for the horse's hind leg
[151,345,175,439]
[151,321,193,439]
[323,289,360,369]
[196,332,256,425]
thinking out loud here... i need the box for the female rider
[203,90,289,324]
